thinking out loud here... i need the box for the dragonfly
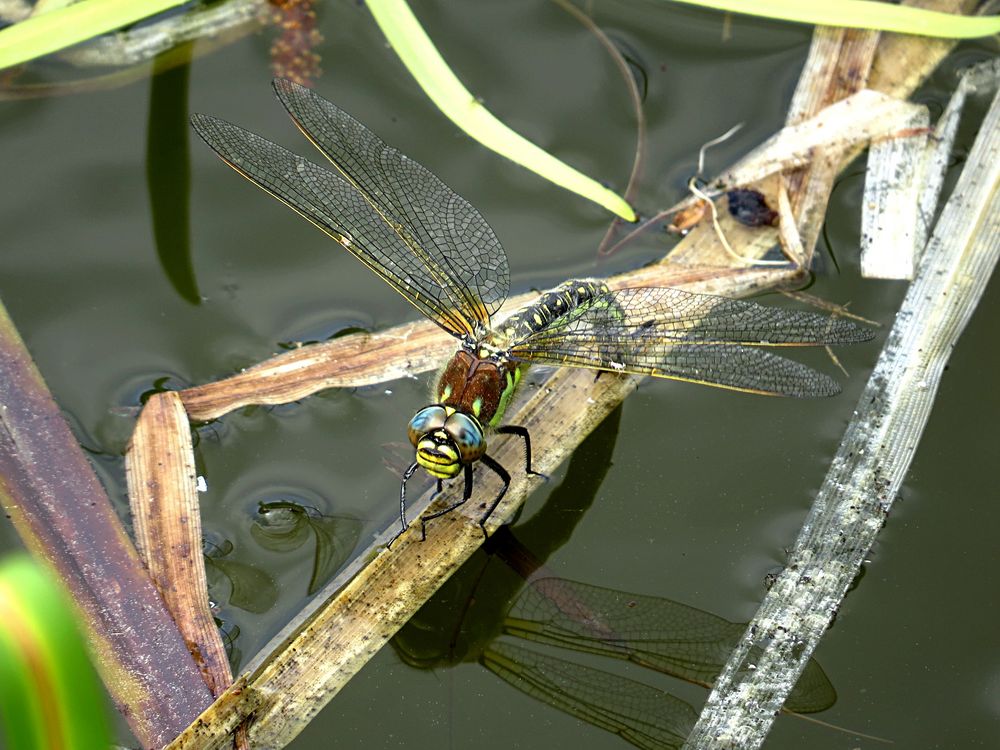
[191,79,872,543]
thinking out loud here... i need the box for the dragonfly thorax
[436,349,520,427]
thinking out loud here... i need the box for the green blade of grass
[0,0,189,71]
[666,0,999,39]
[366,0,637,222]
[0,557,111,750]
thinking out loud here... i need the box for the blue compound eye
[445,412,486,463]
[408,405,447,447]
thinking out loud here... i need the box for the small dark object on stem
[727,188,779,227]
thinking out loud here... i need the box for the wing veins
[508,288,871,397]
[191,113,477,338]
[272,79,508,336]
[293,118,475,334]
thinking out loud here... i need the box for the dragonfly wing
[504,577,837,714]
[483,640,696,750]
[508,287,874,397]
[191,113,487,339]
[272,78,510,335]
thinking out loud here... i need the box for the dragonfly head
[408,405,486,479]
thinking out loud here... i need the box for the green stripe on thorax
[488,364,522,427]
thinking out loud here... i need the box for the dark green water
[1,2,997,748]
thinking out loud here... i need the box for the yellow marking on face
[416,437,462,477]
[418,440,457,465]
[444,406,456,416]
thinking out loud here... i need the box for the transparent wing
[272,78,510,335]
[191,98,507,339]
[505,577,836,714]
[508,287,874,397]
[482,641,696,750]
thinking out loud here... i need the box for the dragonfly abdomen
[496,279,611,343]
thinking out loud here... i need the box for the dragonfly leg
[478,454,512,538]
[420,463,475,541]
[388,461,421,548]
[496,424,549,480]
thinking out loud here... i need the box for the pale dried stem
[126,392,233,699]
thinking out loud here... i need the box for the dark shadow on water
[146,49,200,305]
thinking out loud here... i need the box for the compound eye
[445,412,486,463]
[408,405,447,447]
